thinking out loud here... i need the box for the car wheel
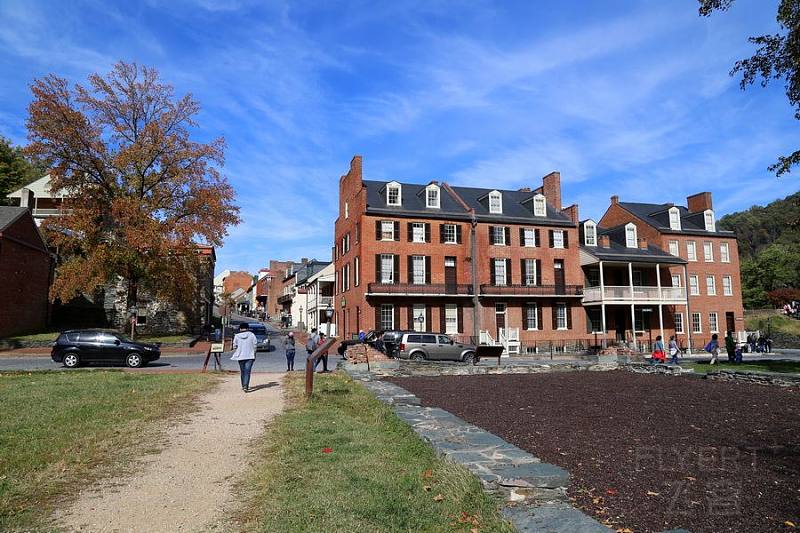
[410,351,425,362]
[126,352,144,368]
[63,352,80,368]
[462,351,476,365]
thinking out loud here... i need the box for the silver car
[398,333,477,364]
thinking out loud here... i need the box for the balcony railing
[582,285,687,304]
[367,283,473,296]
[277,294,293,304]
[32,208,70,217]
[479,284,584,296]
[308,295,334,309]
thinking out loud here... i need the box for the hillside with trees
[719,192,800,308]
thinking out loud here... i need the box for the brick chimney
[638,237,648,250]
[541,171,562,210]
[610,195,619,205]
[687,192,712,213]
[562,204,579,224]
[599,235,611,248]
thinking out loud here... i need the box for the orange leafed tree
[26,61,240,315]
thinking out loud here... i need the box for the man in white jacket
[231,323,257,392]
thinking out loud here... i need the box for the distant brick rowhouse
[332,156,745,354]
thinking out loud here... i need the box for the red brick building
[0,207,53,337]
[333,156,585,350]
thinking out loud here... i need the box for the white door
[413,304,426,332]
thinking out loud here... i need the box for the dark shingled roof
[0,206,29,231]
[581,223,687,264]
[364,180,574,226]
[618,201,734,236]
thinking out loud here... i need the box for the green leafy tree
[740,243,800,307]
[0,136,47,205]
[699,0,800,175]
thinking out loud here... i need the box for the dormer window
[625,223,638,248]
[386,181,401,206]
[488,190,502,214]
[426,185,440,208]
[584,221,597,246]
[704,209,715,232]
[533,194,546,217]
[668,207,681,230]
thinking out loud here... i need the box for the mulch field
[388,371,799,532]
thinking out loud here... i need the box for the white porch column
[658,304,664,345]
[599,261,607,347]
[656,264,662,299]
[630,303,637,352]
[656,265,664,342]
[683,263,692,354]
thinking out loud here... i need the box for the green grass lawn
[745,313,800,337]
[237,373,513,533]
[686,359,800,374]
[0,371,214,530]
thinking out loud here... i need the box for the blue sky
[1,0,797,275]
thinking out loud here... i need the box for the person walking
[668,335,680,365]
[706,333,721,365]
[231,322,257,392]
[315,332,330,373]
[284,332,296,372]
[725,331,736,362]
[652,335,666,364]
[306,328,319,358]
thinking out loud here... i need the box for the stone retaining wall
[705,369,800,387]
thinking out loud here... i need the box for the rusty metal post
[304,338,336,399]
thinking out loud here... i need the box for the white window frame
[344,201,349,219]
[354,256,360,286]
[412,222,425,243]
[412,304,426,332]
[555,303,568,330]
[492,226,506,246]
[380,221,394,241]
[674,312,684,334]
[411,255,426,285]
[488,190,503,214]
[343,264,350,291]
[584,221,596,246]
[523,259,537,286]
[720,242,730,263]
[445,304,458,334]
[692,312,702,334]
[533,194,546,217]
[494,259,507,286]
[706,275,716,296]
[443,224,457,244]
[686,241,697,261]
[386,181,402,206]
[709,312,719,333]
[523,228,536,247]
[380,304,395,330]
[380,254,394,284]
[425,185,440,209]
[625,223,637,248]
[689,275,699,296]
[671,274,681,287]
[704,209,715,232]
[703,241,714,262]
[668,240,679,257]
[553,230,564,249]
[722,275,732,296]
[525,303,539,330]
[668,207,681,230]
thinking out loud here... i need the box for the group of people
[649,335,681,365]
[650,329,759,366]
[282,327,330,373]
[745,332,772,354]
[782,300,800,318]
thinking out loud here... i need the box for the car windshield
[116,334,133,342]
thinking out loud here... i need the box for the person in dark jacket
[725,331,736,362]
[284,332,296,372]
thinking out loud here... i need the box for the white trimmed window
[343,264,350,291]
[692,312,702,333]
[381,221,394,241]
[553,230,564,249]
[523,228,536,247]
[668,240,679,256]
[704,209,715,232]
[380,254,394,283]
[525,303,539,330]
[533,194,546,217]
[354,256,360,286]
[686,241,697,261]
[723,275,732,296]
[523,259,537,286]
[675,312,684,334]
[706,275,716,295]
[669,207,681,230]
[720,242,730,263]
[671,274,681,287]
[584,221,597,246]
[443,224,457,244]
[709,312,719,333]
[345,202,349,219]
[555,303,568,330]
[494,259,507,286]
[489,190,503,214]
[412,222,425,243]
[445,304,458,334]
[380,304,395,330]
[703,241,714,262]
[412,256,426,285]
[492,226,506,245]
[625,223,637,248]
[412,304,426,332]
[386,182,401,206]
[689,275,699,296]
[426,185,440,208]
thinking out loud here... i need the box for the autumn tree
[700,0,800,176]
[26,61,240,323]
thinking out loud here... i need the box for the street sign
[210,343,224,353]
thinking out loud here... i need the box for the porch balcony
[367,282,473,296]
[480,284,583,297]
[308,295,334,309]
[583,285,686,304]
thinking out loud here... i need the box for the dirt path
[55,374,284,532]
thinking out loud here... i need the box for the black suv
[51,330,161,368]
